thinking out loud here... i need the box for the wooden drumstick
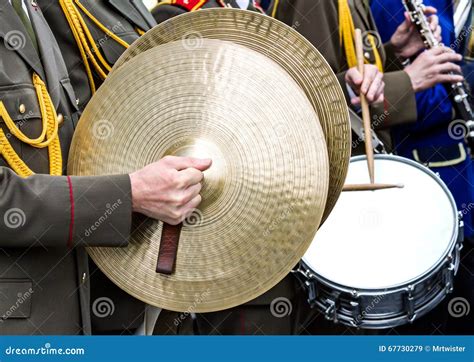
[343,183,404,192]
[355,28,375,184]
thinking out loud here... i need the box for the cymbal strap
[156,223,182,275]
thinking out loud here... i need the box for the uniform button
[76,98,80,106]
[81,272,87,283]
[19,104,26,114]
[364,52,371,60]
[57,113,64,127]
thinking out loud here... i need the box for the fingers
[435,51,463,65]
[428,14,442,41]
[436,73,464,84]
[429,46,461,58]
[345,67,363,90]
[374,82,385,104]
[423,6,438,16]
[347,66,383,105]
[163,155,212,171]
[164,187,203,225]
[361,65,378,95]
[428,14,439,29]
[178,183,202,206]
[168,194,203,225]
[351,96,361,106]
[429,15,439,33]
[365,73,384,103]
[178,167,204,188]
[435,62,462,75]
[374,90,384,104]
[428,46,448,56]
[185,194,202,214]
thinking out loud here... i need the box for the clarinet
[403,0,474,156]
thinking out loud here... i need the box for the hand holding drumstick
[342,30,403,192]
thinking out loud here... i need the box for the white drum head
[303,155,457,290]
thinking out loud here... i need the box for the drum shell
[300,237,461,329]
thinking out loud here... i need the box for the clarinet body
[403,0,474,155]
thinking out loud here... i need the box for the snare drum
[297,154,463,329]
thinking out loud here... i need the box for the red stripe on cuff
[67,176,75,248]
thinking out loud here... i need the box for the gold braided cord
[0,130,34,177]
[72,0,130,48]
[367,33,383,72]
[59,0,134,93]
[0,101,48,146]
[59,0,111,78]
[0,74,62,177]
[59,0,97,93]
[339,0,357,68]
[59,0,107,93]
[338,0,383,73]
[35,75,63,176]
[135,27,146,36]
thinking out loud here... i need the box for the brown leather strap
[156,223,182,275]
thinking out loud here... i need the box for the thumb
[189,158,212,171]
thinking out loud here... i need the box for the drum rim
[302,154,460,292]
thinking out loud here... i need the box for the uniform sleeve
[372,70,417,129]
[0,167,132,248]
[383,42,404,72]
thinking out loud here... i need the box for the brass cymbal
[112,8,351,223]
[68,39,330,312]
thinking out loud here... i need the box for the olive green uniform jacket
[35,0,157,334]
[0,0,132,334]
[38,0,156,111]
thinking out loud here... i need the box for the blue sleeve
[371,0,454,131]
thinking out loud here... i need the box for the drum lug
[292,264,318,307]
[442,261,456,294]
[324,292,340,323]
[350,301,362,328]
[305,280,317,308]
[404,285,416,323]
